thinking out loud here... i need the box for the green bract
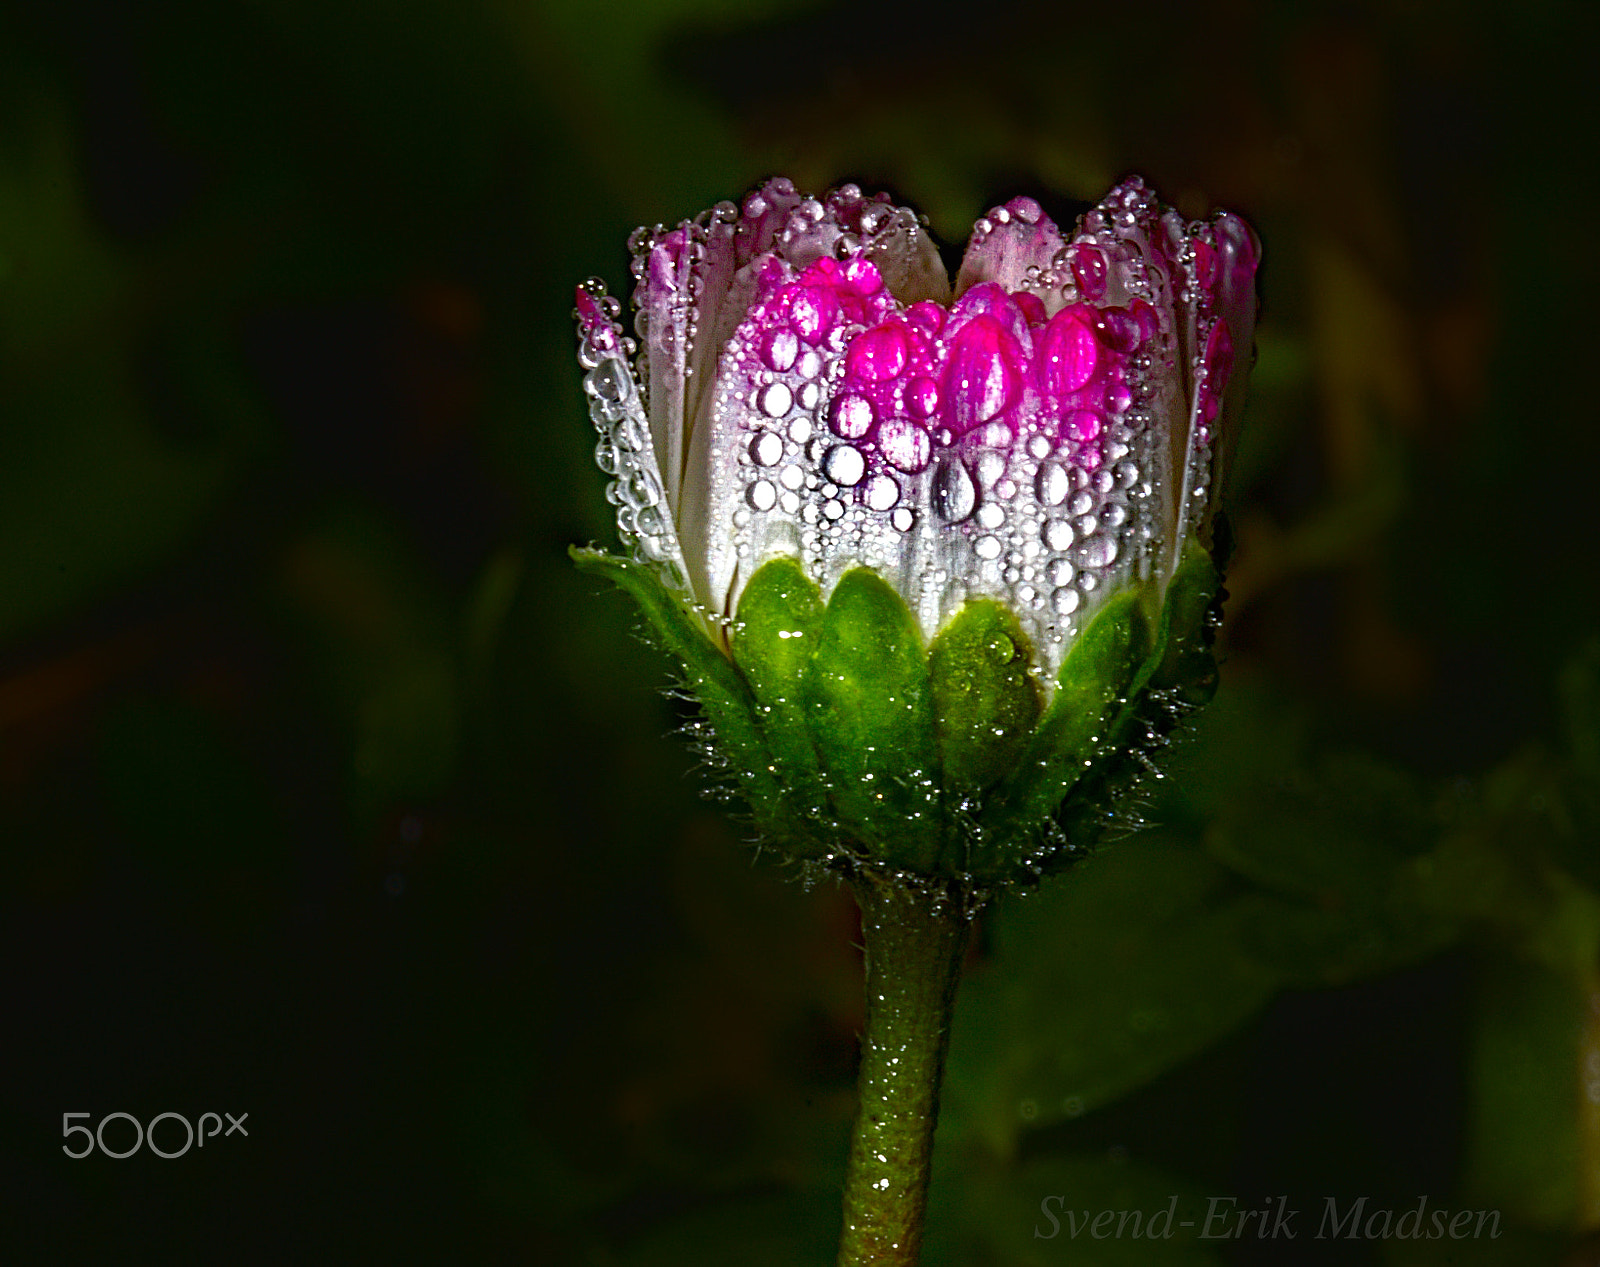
[571,545,1224,888]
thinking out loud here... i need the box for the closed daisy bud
[573,176,1258,886]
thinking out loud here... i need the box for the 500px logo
[62,1111,248,1159]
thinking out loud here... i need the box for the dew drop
[846,322,909,382]
[780,464,805,491]
[1042,518,1075,550]
[1052,586,1081,615]
[763,328,799,372]
[831,394,874,439]
[932,460,977,522]
[906,376,940,418]
[750,432,783,466]
[976,502,1006,531]
[891,506,916,532]
[779,489,801,513]
[864,473,901,511]
[823,497,845,520]
[1067,409,1101,443]
[1082,534,1119,569]
[759,382,793,418]
[788,417,813,443]
[1069,490,1095,516]
[975,535,1002,560]
[748,479,777,511]
[975,450,1006,489]
[823,444,866,487]
[1048,557,1076,586]
[588,360,623,401]
[1036,460,1071,506]
[878,417,932,473]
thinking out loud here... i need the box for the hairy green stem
[836,870,976,1267]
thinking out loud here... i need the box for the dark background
[3,0,1597,1262]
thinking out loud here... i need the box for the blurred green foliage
[2,0,1598,1263]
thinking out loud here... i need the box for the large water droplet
[763,328,799,372]
[976,502,1005,530]
[942,316,1019,434]
[588,360,624,401]
[891,506,916,532]
[1039,308,1098,395]
[878,417,932,473]
[1052,586,1081,615]
[906,376,939,418]
[932,460,977,522]
[823,444,866,487]
[759,382,793,418]
[1069,490,1095,516]
[748,479,777,511]
[975,535,1002,560]
[864,473,901,511]
[846,322,909,382]
[1082,534,1119,569]
[831,394,874,439]
[1036,460,1071,506]
[750,432,783,466]
[975,450,1006,489]
[1067,409,1101,443]
[1042,518,1075,550]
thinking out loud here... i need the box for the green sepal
[977,585,1154,875]
[568,547,803,847]
[802,567,944,870]
[731,557,827,806]
[1055,542,1223,855]
[928,600,1042,797]
[1146,540,1224,703]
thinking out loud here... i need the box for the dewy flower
[573,177,1258,886]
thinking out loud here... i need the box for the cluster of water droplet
[575,282,690,590]
[578,175,1255,694]
[699,180,1215,682]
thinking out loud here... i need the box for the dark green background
[3,0,1597,1262]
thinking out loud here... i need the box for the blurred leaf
[0,97,259,641]
[925,1145,1226,1267]
[1207,753,1461,986]
[277,505,459,825]
[1463,956,1583,1230]
[1382,1226,1568,1267]
[941,838,1282,1156]
[604,1185,840,1267]
[98,696,281,873]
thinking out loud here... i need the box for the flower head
[574,178,1258,882]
